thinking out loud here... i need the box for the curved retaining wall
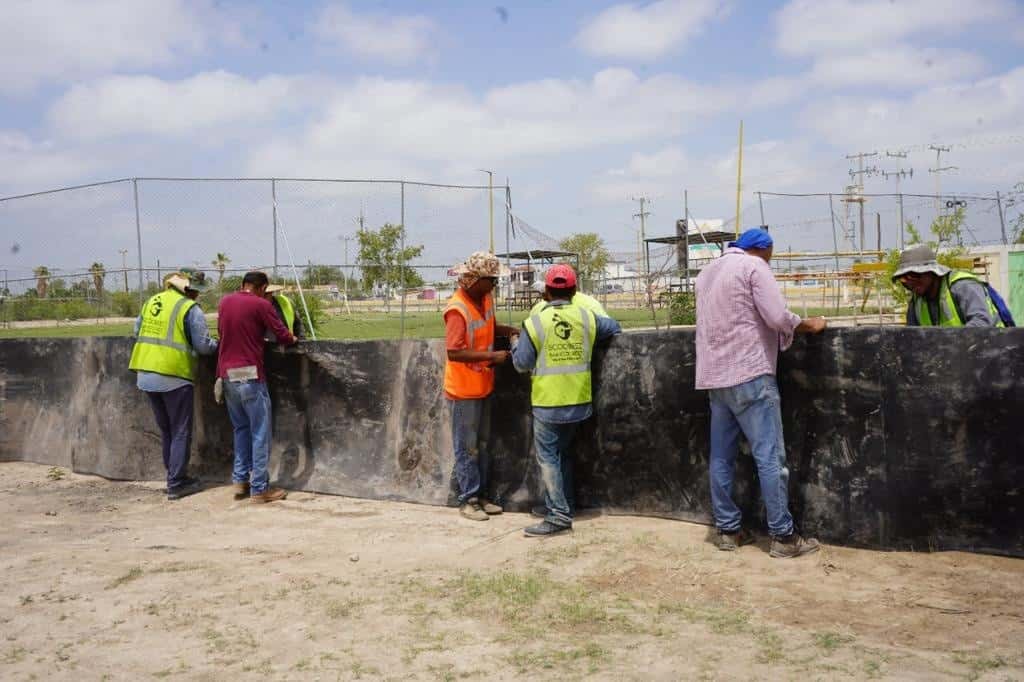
[1,328,1022,556]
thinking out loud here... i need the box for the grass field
[0,308,671,341]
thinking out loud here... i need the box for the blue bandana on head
[729,228,773,250]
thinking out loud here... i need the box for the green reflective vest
[129,288,198,380]
[275,294,296,332]
[913,271,1004,328]
[529,291,608,318]
[524,302,598,408]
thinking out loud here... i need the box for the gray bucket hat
[179,267,211,292]
[891,244,950,281]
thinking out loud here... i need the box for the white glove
[214,377,224,405]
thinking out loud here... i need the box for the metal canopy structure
[495,250,580,310]
[494,249,577,262]
[642,229,736,293]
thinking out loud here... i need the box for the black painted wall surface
[1,329,1022,556]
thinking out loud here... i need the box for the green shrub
[111,292,140,318]
[667,292,696,325]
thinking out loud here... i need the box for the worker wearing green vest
[512,264,621,537]
[129,270,218,500]
[264,284,304,340]
[893,245,1004,327]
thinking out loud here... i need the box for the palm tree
[89,262,106,297]
[33,266,50,298]
[211,252,230,282]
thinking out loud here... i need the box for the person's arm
[905,297,918,326]
[511,322,537,373]
[185,306,218,355]
[749,263,802,335]
[292,306,305,339]
[495,324,518,337]
[594,314,621,342]
[133,315,142,337]
[950,279,997,327]
[261,300,296,345]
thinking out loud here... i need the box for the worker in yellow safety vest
[511,264,621,537]
[893,244,1005,327]
[443,251,519,522]
[129,270,218,500]
[264,284,304,340]
[529,275,608,317]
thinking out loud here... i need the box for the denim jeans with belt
[224,379,273,495]
[708,374,794,537]
[534,417,580,529]
[449,397,491,504]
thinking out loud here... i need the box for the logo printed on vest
[552,313,572,340]
[149,298,163,317]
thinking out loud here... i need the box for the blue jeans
[224,380,273,495]
[534,418,580,528]
[449,397,491,504]
[708,375,794,537]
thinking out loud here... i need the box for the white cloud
[48,72,321,141]
[801,66,1024,151]
[575,0,728,60]
[809,46,986,89]
[776,0,1016,57]
[0,0,235,95]
[0,131,101,191]
[314,2,438,64]
[608,147,688,178]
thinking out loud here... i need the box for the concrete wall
[2,329,1022,556]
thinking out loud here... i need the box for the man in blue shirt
[132,270,218,500]
[512,265,621,536]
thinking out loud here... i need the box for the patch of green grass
[952,651,1007,680]
[507,642,609,674]
[755,629,785,664]
[325,598,363,619]
[46,467,66,481]
[659,601,751,635]
[814,631,856,653]
[863,659,883,679]
[106,566,144,590]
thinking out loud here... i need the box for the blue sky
[2,0,1024,274]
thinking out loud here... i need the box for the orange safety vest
[443,288,496,399]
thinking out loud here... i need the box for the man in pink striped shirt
[695,227,826,559]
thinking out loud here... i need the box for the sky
[2,0,1024,278]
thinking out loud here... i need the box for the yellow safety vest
[275,294,296,332]
[524,302,597,407]
[913,271,1004,328]
[529,291,608,318]
[129,288,198,380]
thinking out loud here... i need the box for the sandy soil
[1,461,1022,681]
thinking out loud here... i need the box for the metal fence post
[399,181,406,339]
[133,178,144,305]
[272,179,279,277]
[996,191,1008,246]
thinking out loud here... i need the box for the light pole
[479,169,494,253]
[118,249,129,292]
[339,234,354,315]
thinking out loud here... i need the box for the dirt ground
[1,462,1022,681]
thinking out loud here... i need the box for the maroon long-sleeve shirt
[216,291,296,382]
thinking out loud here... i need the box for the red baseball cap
[545,264,577,289]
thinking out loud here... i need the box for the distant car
[596,283,624,294]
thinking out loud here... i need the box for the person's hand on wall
[796,317,827,334]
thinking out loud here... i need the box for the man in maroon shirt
[217,271,297,503]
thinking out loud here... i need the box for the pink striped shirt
[695,247,801,390]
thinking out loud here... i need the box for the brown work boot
[715,528,755,551]
[231,482,250,500]
[770,533,820,559]
[459,498,489,521]
[250,487,288,504]
[478,498,503,515]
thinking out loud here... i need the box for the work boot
[231,482,250,500]
[716,528,755,551]
[459,498,489,521]
[250,487,288,504]
[479,498,503,515]
[162,476,200,494]
[524,521,571,537]
[530,505,548,519]
[166,479,203,501]
[769,533,820,559]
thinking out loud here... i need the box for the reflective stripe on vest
[128,289,197,380]
[913,271,1005,328]
[524,302,597,407]
[443,289,496,399]
[275,294,296,332]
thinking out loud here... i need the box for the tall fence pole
[505,181,513,325]
[133,178,144,305]
[399,181,406,339]
[898,193,905,250]
[827,194,841,314]
[996,191,1008,246]
[272,179,279,277]
[757,191,765,227]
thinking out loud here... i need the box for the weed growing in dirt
[814,631,856,652]
[106,566,143,590]
[46,467,66,481]
[952,651,1007,680]
[507,642,609,674]
[325,598,363,619]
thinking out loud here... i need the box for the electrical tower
[842,152,878,252]
[633,196,651,282]
[928,144,956,213]
[882,150,913,249]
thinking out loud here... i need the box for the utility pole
[928,144,954,213]
[339,234,354,315]
[882,150,913,250]
[479,169,494,252]
[846,151,879,253]
[118,248,129,292]
[633,196,650,279]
